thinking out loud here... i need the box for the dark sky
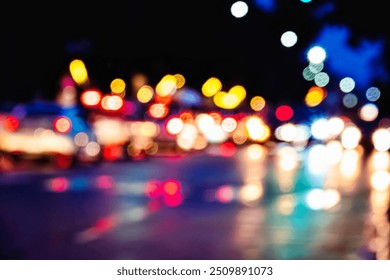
[2,0,389,113]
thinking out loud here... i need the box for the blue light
[313,2,335,19]
[254,0,276,13]
[311,25,389,91]
[176,88,203,106]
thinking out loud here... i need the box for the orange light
[305,86,326,107]
[179,111,194,123]
[154,93,173,105]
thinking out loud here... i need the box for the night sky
[2,0,389,114]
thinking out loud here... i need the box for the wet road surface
[0,144,388,260]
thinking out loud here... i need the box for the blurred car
[0,101,100,169]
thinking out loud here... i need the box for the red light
[163,180,180,195]
[162,179,183,207]
[219,142,237,157]
[53,116,72,134]
[80,89,102,107]
[147,200,163,212]
[215,185,234,203]
[145,180,162,198]
[147,103,169,119]
[121,100,136,116]
[55,154,73,169]
[96,175,114,189]
[275,105,294,121]
[164,193,184,207]
[94,216,115,232]
[146,179,184,207]
[102,145,123,161]
[49,177,69,192]
[3,115,19,132]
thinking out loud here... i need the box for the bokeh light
[372,128,390,152]
[280,31,298,48]
[231,1,249,18]
[339,77,355,93]
[307,46,327,64]
[275,105,294,122]
[69,59,89,85]
[365,86,381,102]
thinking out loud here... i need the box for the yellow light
[110,78,126,97]
[304,86,326,107]
[174,73,186,88]
[69,59,89,85]
[201,77,222,97]
[136,85,154,103]
[228,85,246,101]
[250,96,266,111]
[214,91,243,110]
[155,74,177,97]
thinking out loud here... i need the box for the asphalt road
[0,144,388,260]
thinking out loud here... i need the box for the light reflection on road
[0,144,388,259]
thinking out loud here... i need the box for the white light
[307,144,329,175]
[325,140,343,164]
[306,188,340,211]
[221,117,237,133]
[280,31,298,47]
[231,1,249,18]
[85,141,101,157]
[359,103,379,122]
[307,46,326,64]
[279,123,297,142]
[311,118,329,141]
[166,117,184,135]
[177,123,198,151]
[314,72,330,87]
[371,170,390,191]
[204,125,229,144]
[339,77,355,93]
[196,113,215,134]
[309,62,324,74]
[306,189,325,210]
[372,128,390,152]
[341,126,361,150]
[327,117,345,137]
